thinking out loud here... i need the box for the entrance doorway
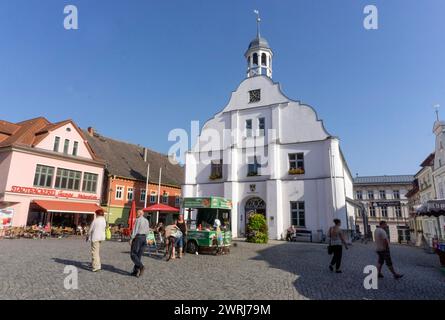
[244,197,266,235]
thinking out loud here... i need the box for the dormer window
[249,89,261,103]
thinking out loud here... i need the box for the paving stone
[0,239,443,300]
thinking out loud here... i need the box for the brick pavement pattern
[0,239,443,300]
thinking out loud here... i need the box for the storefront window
[82,172,98,193]
[55,168,81,191]
[33,164,55,188]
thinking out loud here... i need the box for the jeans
[175,235,184,248]
[131,235,147,271]
[330,245,343,270]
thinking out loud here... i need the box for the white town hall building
[182,18,355,241]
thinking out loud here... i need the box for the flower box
[209,174,222,180]
[289,168,305,175]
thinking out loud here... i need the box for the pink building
[0,117,105,228]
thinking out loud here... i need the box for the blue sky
[0,0,443,176]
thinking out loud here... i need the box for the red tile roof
[0,117,101,162]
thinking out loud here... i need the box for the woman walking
[176,214,187,258]
[328,219,348,273]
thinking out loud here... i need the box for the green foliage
[246,213,268,244]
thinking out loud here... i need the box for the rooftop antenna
[253,10,261,38]
[434,104,441,121]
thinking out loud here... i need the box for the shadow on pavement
[52,258,131,276]
[252,242,372,300]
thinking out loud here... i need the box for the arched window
[261,53,267,66]
[247,56,251,67]
[252,53,258,66]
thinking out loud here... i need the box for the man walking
[88,209,107,272]
[374,221,403,279]
[130,210,149,277]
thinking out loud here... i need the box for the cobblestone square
[0,239,443,300]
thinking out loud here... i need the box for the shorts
[377,250,393,267]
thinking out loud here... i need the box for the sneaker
[394,274,404,280]
[329,265,334,272]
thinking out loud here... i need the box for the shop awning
[33,200,103,215]
[143,203,179,213]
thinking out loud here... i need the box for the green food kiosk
[182,197,232,254]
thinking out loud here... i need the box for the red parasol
[127,200,137,232]
[143,203,179,213]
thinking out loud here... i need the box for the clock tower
[245,11,273,78]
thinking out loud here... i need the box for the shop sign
[375,201,401,207]
[210,197,232,209]
[183,197,211,208]
[10,186,98,200]
[0,209,13,228]
[183,197,232,210]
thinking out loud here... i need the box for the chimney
[87,127,95,137]
[143,148,148,162]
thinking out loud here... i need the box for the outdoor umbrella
[128,200,137,233]
[143,203,180,225]
[143,203,180,213]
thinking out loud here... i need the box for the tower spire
[434,104,441,121]
[254,10,261,38]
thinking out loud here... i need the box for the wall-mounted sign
[374,201,401,208]
[183,197,232,209]
[0,209,13,228]
[10,186,98,200]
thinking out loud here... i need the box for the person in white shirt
[87,209,107,272]
[374,221,403,279]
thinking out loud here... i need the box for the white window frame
[115,185,124,200]
[175,195,181,207]
[127,187,134,201]
[150,191,157,204]
[162,192,169,204]
[245,119,253,138]
[258,117,265,136]
[140,189,146,202]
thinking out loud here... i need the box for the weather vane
[434,104,441,121]
[254,10,261,37]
